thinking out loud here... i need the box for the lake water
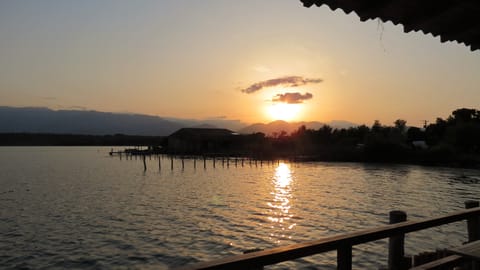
[1,147,479,269]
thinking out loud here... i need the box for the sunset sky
[1,0,479,127]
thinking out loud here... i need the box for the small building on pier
[166,128,238,154]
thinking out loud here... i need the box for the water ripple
[0,148,479,269]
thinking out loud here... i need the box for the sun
[266,103,301,122]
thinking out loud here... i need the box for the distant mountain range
[0,107,184,136]
[0,106,357,136]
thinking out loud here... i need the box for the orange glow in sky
[1,1,480,126]
[266,103,302,122]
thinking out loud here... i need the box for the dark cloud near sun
[241,76,322,94]
[272,92,313,104]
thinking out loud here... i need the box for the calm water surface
[1,147,479,269]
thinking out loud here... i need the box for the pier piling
[142,155,147,171]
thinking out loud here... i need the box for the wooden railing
[176,201,480,270]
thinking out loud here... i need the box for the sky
[1,0,479,127]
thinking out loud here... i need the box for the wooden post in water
[171,156,174,170]
[181,156,184,170]
[142,155,147,171]
[194,158,196,169]
[465,200,480,242]
[158,155,161,171]
[337,241,352,270]
[388,210,407,270]
[203,156,206,169]
[213,157,216,168]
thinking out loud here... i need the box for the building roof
[300,0,480,51]
[168,128,235,139]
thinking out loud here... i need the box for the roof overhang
[301,0,480,51]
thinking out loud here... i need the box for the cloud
[272,92,313,104]
[241,76,322,94]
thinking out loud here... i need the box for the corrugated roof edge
[300,0,480,51]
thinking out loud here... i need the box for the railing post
[243,249,263,270]
[465,200,480,242]
[388,210,407,270]
[337,241,352,270]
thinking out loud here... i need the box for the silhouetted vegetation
[248,108,480,168]
[0,133,165,146]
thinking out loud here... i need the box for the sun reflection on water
[267,162,296,244]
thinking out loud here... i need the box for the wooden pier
[110,151,283,171]
[176,201,480,270]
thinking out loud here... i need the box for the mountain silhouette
[239,120,357,135]
[0,107,183,136]
[0,107,357,136]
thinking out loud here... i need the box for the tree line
[237,108,480,168]
[0,133,165,146]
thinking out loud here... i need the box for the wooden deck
[176,202,480,270]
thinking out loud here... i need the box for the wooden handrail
[176,207,480,270]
